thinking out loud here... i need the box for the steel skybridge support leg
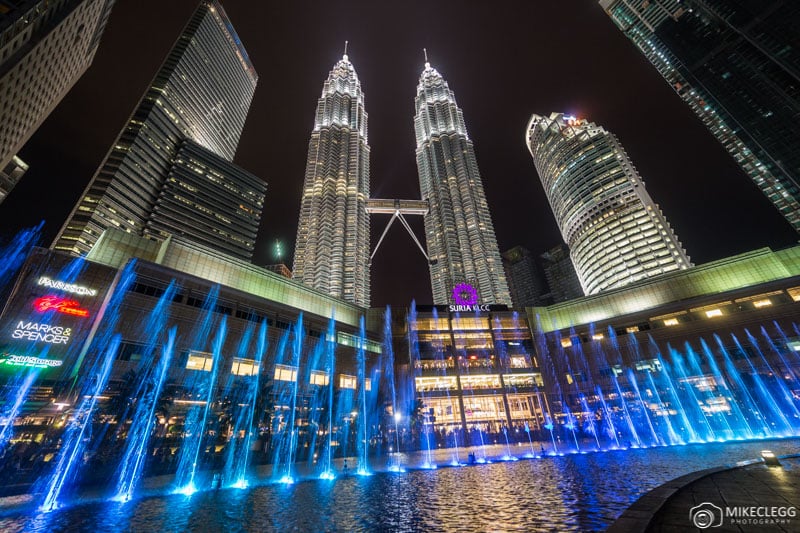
[369,209,430,265]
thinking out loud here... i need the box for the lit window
[274,364,297,382]
[310,370,329,386]
[788,287,800,302]
[365,378,371,391]
[509,356,529,368]
[339,374,357,389]
[753,299,772,308]
[626,326,639,334]
[231,358,258,376]
[560,338,572,348]
[705,309,723,318]
[592,333,604,341]
[663,318,679,327]
[186,352,213,371]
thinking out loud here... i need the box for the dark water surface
[1,438,798,532]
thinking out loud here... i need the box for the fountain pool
[1,438,797,532]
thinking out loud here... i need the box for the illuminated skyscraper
[293,52,371,306]
[526,113,691,295]
[53,1,261,259]
[0,0,115,201]
[414,60,511,306]
[600,0,800,232]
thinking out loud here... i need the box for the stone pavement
[608,456,800,532]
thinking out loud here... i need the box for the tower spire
[343,40,348,60]
[423,48,429,68]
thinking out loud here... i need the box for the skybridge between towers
[366,199,434,266]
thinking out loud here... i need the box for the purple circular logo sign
[452,283,479,306]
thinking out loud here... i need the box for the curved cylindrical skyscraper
[526,113,691,295]
[293,53,371,306]
[414,61,511,306]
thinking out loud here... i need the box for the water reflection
[1,439,797,532]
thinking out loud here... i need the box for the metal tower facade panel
[414,63,511,306]
[293,55,371,307]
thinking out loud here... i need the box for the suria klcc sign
[449,283,491,312]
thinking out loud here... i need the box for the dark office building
[601,0,800,232]
[502,246,548,308]
[148,140,266,261]
[540,244,583,303]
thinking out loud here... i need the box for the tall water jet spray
[224,319,268,489]
[0,222,43,290]
[356,316,370,476]
[383,306,403,472]
[174,287,225,496]
[407,302,434,469]
[39,336,120,511]
[113,327,177,502]
[0,370,38,451]
[273,314,303,484]
[319,316,337,480]
[36,260,136,511]
[110,280,178,502]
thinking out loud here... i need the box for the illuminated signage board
[33,295,90,318]
[452,283,479,306]
[0,354,63,369]
[37,276,98,297]
[416,304,509,313]
[0,254,118,377]
[11,322,72,345]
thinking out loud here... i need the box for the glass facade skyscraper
[600,0,800,232]
[293,53,371,307]
[526,113,691,295]
[147,139,265,260]
[0,0,115,202]
[414,61,511,306]
[53,1,261,259]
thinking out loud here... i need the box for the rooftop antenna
[344,40,348,59]
[423,48,429,67]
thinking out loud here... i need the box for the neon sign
[452,283,479,306]
[11,322,72,345]
[0,354,63,368]
[33,295,90,318]
[37,276,97,297]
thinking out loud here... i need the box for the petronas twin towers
[293,52,511,308]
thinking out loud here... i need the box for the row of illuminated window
[412,315,533,332]
[415,355,533,371]
[415,373,544,392]
[188,357,371,390]
[558,288,797,348]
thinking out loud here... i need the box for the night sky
[0,0,796,307]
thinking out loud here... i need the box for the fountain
[0,231,798,514]
[223,319,268,489]
[174,287,226,496]
[112,281,178,502]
